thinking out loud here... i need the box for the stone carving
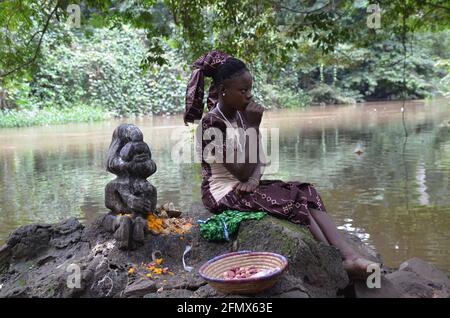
[104,124,157,249]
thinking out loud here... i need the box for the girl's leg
[309,208,357,260]
[309,208,378,278]
[307,212,330,245]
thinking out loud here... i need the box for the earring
[222,93,226,96]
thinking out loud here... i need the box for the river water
[1,99,449,272]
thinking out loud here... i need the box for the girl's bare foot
[342,257,380,280]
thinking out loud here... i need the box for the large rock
[384,258,450,298]
[350,257,450,298]
[352,277,404,298]
[0,204,349,298]
[2,203,444,298]
[0,214,194,298]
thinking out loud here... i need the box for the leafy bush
[254,82,311,108]
[308,84,359,105]
[28,26,189,116]
[337,36,443,100]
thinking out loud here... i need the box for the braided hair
[184,51,249,124]
[212,57,248,86]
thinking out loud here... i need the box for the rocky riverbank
[0,203,448,298]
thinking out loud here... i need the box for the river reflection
[1,99,449,273]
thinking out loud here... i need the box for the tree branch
[423,1,450,12]
[0,2,59,79]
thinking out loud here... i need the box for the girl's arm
[224,162,257,182]
[223,132,259,181]
[231,130,266,193]
[224,101,265,182]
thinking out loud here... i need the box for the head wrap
[184,50,230,124]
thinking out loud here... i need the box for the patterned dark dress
[200,111,327,225]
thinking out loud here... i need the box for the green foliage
[166,0,450,64]
[0,1,59,81]
[0,104,109,128]
[27,27,188,115]
[254,83,312,109]
[0,1,448,127]
[336,33,447,100]
[2,0,449,82]
[308,84,359,105]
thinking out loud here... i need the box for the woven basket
[198,251,288,295]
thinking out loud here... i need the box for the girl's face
[221,70,253,112]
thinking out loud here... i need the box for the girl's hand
[244,101,264,127]
[233,178,259,195]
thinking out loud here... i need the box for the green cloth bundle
[198,210,267,242]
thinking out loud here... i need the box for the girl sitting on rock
[184,50,377,279]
